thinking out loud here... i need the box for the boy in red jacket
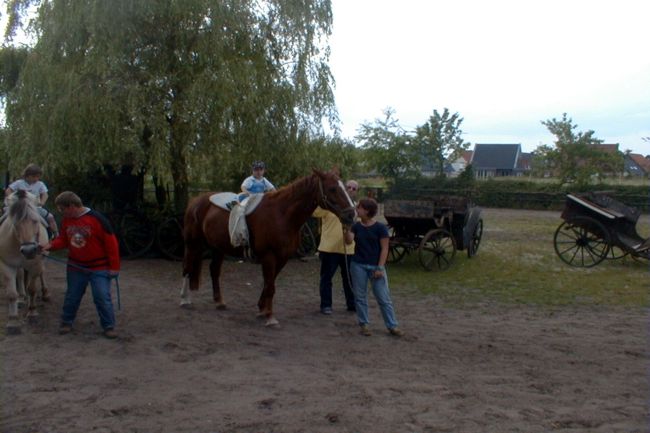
[44,191,121,339]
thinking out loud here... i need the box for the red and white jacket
[50,208,120,272]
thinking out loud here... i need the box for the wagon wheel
[297,222,317,257]
[387,243,407,264]
[553,216,610,268]
[114,210,155,259]
[467,218,484,258]
[606,245,628,260]
[156,215,185,261]
[386,225,407,264]
[419,229,456,271]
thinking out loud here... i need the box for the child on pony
[4,163,59,238]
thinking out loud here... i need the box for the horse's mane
[272,172,318,202]
[8,191,40,223]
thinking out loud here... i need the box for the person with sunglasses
[312,180,359,315]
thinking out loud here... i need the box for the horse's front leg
[257,257,287,327]
[24,270,41,320]
[2,264,21,334]
[16,267,27,308]
[209,252,226,309]
[256,279,277,326]
[39,274,50,302]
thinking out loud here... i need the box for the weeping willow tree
[2,0,337,210]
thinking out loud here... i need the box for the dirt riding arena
[1,209,648,433]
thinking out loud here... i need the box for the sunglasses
[346,186,357,191]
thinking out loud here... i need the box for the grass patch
[386,209,650,307]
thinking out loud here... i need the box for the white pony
[0,190,48,334]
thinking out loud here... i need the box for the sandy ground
[1,209,648,433]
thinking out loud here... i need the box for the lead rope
[40,253,121,310]
[342,226,355,299]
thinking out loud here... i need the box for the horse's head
[313,169,356,225]
[6,190,44,259]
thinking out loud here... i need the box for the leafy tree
[413,108,469,178]
[539,113,620,186]
[530,144,558,178]
[355,108,420,183]
[455,163,475,188]
[2,0,337,211]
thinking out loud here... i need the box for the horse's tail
[183,193,211,243]
[182,193,212,281]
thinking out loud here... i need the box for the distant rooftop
[471,144,521,169]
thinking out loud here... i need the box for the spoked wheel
[156,215,184,261]
[553,216,610,267]
[297,222,318,257]
[386,226,407,264]
[419,229,456,271]
[467,218,484,258]
[606,245,628,260]
[387,242,408,264]
[115,210,155,259]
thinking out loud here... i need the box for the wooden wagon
[383,195,483,270]
[553,192,650,267]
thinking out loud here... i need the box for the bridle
[317,178,356,217]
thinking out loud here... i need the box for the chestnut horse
[0,190,48,334]
[180,169,356,326]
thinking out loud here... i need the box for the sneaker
[103,329,118,339]
[321,307,332,315]
[360,325,371,336]
[59,324,72,335]
[388,327,403,337]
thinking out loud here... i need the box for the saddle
[209,193,265,248]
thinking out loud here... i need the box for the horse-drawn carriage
[383,195,483,270]
[553,192,650,267]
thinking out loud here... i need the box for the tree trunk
[169,117,189,213]
[152,174,167,209]
[169,144,188,213]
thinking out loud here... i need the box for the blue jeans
[319,252,355,310]
[350,261,398,329]
[61,270,116,330]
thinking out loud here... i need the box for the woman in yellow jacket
[312,180,358,315]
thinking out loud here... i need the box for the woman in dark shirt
[345,198,402,337]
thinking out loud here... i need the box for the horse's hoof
[6,324,22,335]
[215,303,227,310]
[265,317,279,327]
[179,302,194,310]
[41,295,51,303]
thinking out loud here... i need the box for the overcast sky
[329,0,650,155]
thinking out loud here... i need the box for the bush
[384,177,649,212]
